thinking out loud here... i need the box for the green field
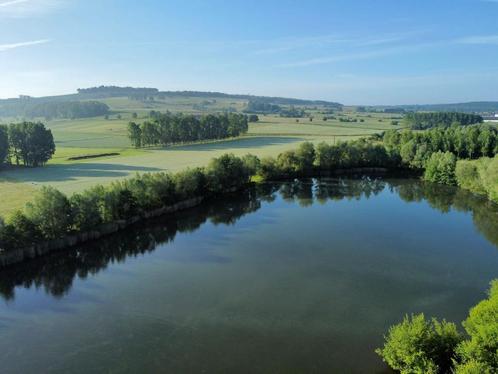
[0,96,402,217]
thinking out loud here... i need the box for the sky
[0,0,498,105]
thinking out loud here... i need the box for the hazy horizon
[1,0,498,105]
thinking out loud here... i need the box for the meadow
[0,96,402,216]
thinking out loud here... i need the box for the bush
[424,151,457,185]
[25,187,72,239]
[376,313,462,374]
[0,211,41,250]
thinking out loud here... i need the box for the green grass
[0,106,399,216]
[0,178,38,217]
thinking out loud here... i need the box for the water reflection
[0,177,496,301]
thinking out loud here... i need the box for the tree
[132,112,138,119]
[0,125,8,165]
[424,151,457,185]
[457,281,498,371]
[296,142,315,172]
[127,122,142,148]
[376,313,462,374]
[8,122,55,167]
[25,186,72,239]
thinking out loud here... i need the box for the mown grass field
[0,96,402,217]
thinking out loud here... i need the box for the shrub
[257,157,280,180]
[25,187,72,239]
[376,313,462,374]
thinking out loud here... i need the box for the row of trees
[377,280,498,373]
[0,122,55,167]
[404,112,483,129]
[383,125,498,169]
[0,154,253,250]
[127,113,249,147]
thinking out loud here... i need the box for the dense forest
[0,100,109,120]
[127,112,249,147]
[0,122,55,167]
[404,112,483,129]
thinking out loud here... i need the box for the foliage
[424,152,457,185]
[25,187,72,239]
[7,122,55,167]
[376,313,462,374]
[0,125,8,165]
[456,280,498,371]
[128,113,248,147]
[404,112,483,130]
[379,281,498,374]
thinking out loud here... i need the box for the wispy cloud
[276,42,440,68]
[0,0,64,18]
[457,34,498,45]
[252,33,413,55]
[0,39,50,52]
[0,0,29,7]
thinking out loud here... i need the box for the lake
[0,178,497,373]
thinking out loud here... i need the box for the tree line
[383,125,497,169]
[2,125,497,252]
[404,112,483,129]
[0,122,55,167]
[127,112,249,147]
[0,100,109,120]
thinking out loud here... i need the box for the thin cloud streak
[0,0,64,18]
[0,39,50,52]
[276,42,441,68]
[457,35,498,45]
[0,0,29,7]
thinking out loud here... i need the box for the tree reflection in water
[0,177,496,301]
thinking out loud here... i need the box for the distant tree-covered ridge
[0,122,55,167]
[77,86,159,97]
[0,100,109,120]
[128,112,248,147]
[244,100,307,117]
[404,112,483,129]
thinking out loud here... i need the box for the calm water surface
[0,178,497,373]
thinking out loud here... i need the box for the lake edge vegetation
[0,122,497,255]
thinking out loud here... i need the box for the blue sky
[1,0,498,104]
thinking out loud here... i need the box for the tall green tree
[8,122,55,167]
[0,125,8,165]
